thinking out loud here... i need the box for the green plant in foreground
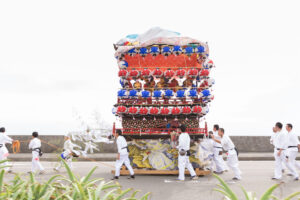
[0,159,150,200]
[213,174,300,200]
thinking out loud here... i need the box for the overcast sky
[0,0,299,135]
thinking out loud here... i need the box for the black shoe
[232,177,240,181]
[294,177,299,181]
[272,177,280,180]
[213,171,223,175]
[111,176,119,180]
[128,175,135,179]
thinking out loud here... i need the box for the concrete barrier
[6,135,299,153]
[6,135,117,153]
[231,136,273,152]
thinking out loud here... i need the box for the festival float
[112,27,215,176]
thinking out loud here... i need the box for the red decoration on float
[176,69,186,78]
[192,106,202,114]
[187,69,198,78]
[207,60,214,68]
[153,68,163,78]
[164,70,175,79]
[150,107,159,115]
[139,107,149,115]
[118,69,128,78]
[117,106,127,114]
[128,107,138,114]
[141,69,151,78]
[160,107,170,115]
[129,70,139,78]
[171,107,181,115]
[182,106,191,114]
[200,69,210,77]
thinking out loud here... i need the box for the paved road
[5,161,300,200]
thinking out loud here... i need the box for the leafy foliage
[213,174,300,200]
[0,159,150,200]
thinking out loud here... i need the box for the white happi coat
[114,136,134,176]
[272,130,293,179]
[0,134,13,158]
[177,132,196,180]
[29,137,44,172]
[212,131,228,172]
[221,134,241,179]
[285,131,300,177]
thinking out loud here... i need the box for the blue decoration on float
[173,46,182,53]
[162,46,171,53]
[196,46,205,53]
[203,64,209,69]
[122,61,128,67]
[141,90,150,98]
[139,47,148,55]
[128,48,136,54]
[126,34,139,39]
[188,89,198,97]
[176,90,185,98]
[184,46,194,54]
[129,90,138,97]
[118,89,127,97]
[165,89,174,97]
[119,79,125,87]
[150,46,160,55]
[153,90,162,98]
[202,89,210,97]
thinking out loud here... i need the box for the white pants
[227,149,241,179]
[32,151,44,172]
[0,147,11,172]
[289,150,300,170]
[213,147,228,173]
[273,149,297,179]
[56,157,72,170]
[178,154,196,180]
[286,149,299,178]
[115,154,134,177]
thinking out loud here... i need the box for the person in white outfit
[270,127,286,173]
[212,128,242,180]
[210,124,228,174]
[0,127,13,173]
[271,122,297,180]
[112,129,135,180]
[28,132,45,174]
[285,123,300,180]
[54,135,79,171]
[177,125,198,181]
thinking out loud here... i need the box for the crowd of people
[0,123,299,182]
[112,124,241,181]
[0,127,45,174]
[270,122,300,181]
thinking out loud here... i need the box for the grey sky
[0,0,299,135]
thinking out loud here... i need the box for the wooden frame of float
[111,122,211,176]
[111,166,211,176]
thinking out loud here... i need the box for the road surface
[4,161,300,200]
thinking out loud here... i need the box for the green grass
[213,174,300,200]
[0,159,150,200]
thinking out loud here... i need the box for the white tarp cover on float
[114,27,209,58]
